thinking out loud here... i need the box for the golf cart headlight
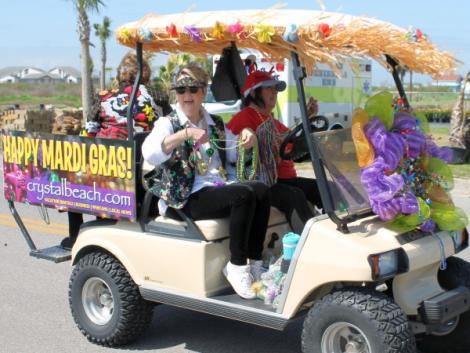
[368,249,408,280]
[451,229,469,252]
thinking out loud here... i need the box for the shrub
[413,108,470,123]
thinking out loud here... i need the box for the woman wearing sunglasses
[142,63,271,299]
[227,69,323,235]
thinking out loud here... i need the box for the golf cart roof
[116,9,457,77]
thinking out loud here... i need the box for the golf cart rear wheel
[301,288,416,353]
[69,251,154,346]
[417,256,470,353]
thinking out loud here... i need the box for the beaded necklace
[187,123,221,177]
[249,107,280,186]
[236,136,259,181]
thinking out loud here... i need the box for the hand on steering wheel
[279,115,329,161]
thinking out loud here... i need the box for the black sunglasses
[174,86,200,94]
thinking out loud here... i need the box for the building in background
[432,73,463,92]
[0,66,81,84]
[48,66,81,83]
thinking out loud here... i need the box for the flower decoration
[407,26,426,42]
[138,27,153,43]
[184,25,201,42]
[228,22,246,40]
[317,23,331,39]
[229,22,243,34]
[353,92,468,233]
[212,21,226,39]
[118,28,132,43]
[166,23,178,37]
[415,28,423,41]
[283,24,299,43]
[254,23,276,43]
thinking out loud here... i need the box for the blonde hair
[175,63,209,87]
[117,52,151,84]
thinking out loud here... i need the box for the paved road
[1,176,470,353]
[0,203,305,353]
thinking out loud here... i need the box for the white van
[210,49,372,129]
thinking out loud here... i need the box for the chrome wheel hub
[321,322,371,353]
[82,277,114,325]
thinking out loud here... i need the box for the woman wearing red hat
[227,70,322,234]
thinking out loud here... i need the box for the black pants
[271,177,322,234]
[183,181,271,266]
[68,211,83,239]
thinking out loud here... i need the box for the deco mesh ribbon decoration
[353,92,468,233]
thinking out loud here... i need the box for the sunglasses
[174,86,200,95]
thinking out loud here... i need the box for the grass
[408,92,459,109]
[0,83,81,109]
[429,125,450,147]
[450,164,470,179]
[0,95,81,108]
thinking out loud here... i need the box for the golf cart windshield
[116,9,457,231]
[313,128,370,215]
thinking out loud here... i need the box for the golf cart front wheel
[301,288,416,353]
[69,251,154,346]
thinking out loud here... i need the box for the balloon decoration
[354,91,468,233]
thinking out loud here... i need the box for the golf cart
[5,9,470,353]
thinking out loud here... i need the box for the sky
[0,0,469,85]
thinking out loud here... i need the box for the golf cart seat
[152,206,287,241]
[140,160,288,241]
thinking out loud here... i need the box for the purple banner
[26,178,135,219]
[2,130,136,221]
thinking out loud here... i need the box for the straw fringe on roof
[116,9,458,77]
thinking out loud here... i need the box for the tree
[449,71,470,147]
[71,0,105,123]
[93,16,111,91]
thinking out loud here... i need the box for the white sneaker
[223,262,256,299]
[250,260,268,282]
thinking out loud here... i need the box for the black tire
[301,288,416,353]
[69,251,154,346]
[417,256,470,353]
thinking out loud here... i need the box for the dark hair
[241,87,265,109]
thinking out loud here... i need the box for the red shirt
[227,107,297,179]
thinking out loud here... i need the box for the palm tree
[71,0,105,123]
[93,16,111,91]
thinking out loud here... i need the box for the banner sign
[2,130,136,221]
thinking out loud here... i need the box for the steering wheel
[279,115,329,161]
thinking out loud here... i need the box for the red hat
[241,70,286,97]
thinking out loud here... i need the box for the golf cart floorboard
[141,287,294,330]
[30,246,71,263]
